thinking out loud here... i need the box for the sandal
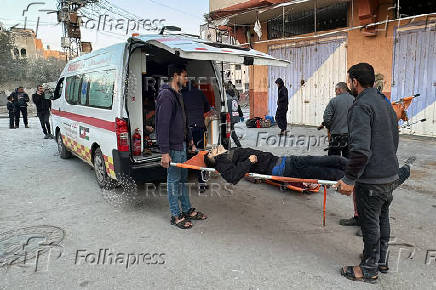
[340,266,378,284]
[183,208,207,220]
[378,265,389,273]
[171,214,192,229]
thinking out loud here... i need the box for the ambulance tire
[57,132,72,159]
[93,148,115,189]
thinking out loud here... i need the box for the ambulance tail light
[116,118,129,152]
[226,113,231,139]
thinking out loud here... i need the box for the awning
[131,34,290,67]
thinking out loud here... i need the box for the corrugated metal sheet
[391,24,436,137]
[268,36,347,126]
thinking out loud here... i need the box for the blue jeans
[167,143,192,217]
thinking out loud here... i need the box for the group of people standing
[7,87,30,129]
[152,61,409,284]
[320,63,412,283]
[7,85,53,139]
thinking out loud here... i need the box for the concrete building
[9,28,66,60]
[207,0,436,137]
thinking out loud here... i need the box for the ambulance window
[87,70,115,109]
[66,75,81,105]
[80,75,89,106]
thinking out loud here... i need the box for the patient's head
[204,145,227,168]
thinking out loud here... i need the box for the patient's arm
[215,155,252,185]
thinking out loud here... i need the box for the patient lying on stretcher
[203,145,412,187]
[203,145,347,185]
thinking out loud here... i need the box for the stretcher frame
[170,158,337,226]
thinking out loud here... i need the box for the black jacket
[9,90,29,107]
[7,101,15,112]
[182,86,210,128]
[32,92,51,116]
[343,88,399,185]
[277,85,289,113]
[215,148,279,184]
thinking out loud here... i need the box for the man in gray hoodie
[322,82,354,158]
[337,63,399,283]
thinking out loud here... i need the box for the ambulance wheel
[57,132,72,159]
[93,148,114,189]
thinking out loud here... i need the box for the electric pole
[57,0,97,60]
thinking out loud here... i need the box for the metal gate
[391,24,436,137]
[268,36,347,126]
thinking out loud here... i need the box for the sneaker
[44,134,50,139]
[339,216,360,226]
[49,134,55,139]
[25,125,29,128]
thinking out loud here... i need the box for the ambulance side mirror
[52,77,64,100]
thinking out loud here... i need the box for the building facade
[9,28,66,60]
[207,0,436,137]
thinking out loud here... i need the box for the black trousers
[9,111,15,128]
[328,134,349,158]
[38,111,51,135]
[191,126,206,183]
[230,123,241,147]
[355,182,394,276]
[15,106,28,127]
[275,109,288,131]
[283,155,347,180]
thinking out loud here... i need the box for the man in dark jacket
[182,80,211,192]
[9,87,30,128]
[32,85,53,139]
[337,63,399,283]
[322,82,354,157]
[275,78,288,135]
[156,64,207,229]
[7,95,16,129]
[204,145,347,185]
[226,87,242,148]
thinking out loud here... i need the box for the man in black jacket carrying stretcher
[336,63,400,283]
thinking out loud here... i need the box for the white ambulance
[50,33,288,187]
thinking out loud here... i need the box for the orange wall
[347,0,395,98]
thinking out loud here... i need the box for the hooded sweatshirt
[155,84,192,154]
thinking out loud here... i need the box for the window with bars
[398,0,434,18]
[267,2,348,39]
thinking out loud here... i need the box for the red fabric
[199,83,215,108]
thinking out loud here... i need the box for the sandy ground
[1,117,436,290]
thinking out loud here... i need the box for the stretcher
[170,151,337,226]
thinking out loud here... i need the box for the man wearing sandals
[335,63,399,283]
[156,63,207,229]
